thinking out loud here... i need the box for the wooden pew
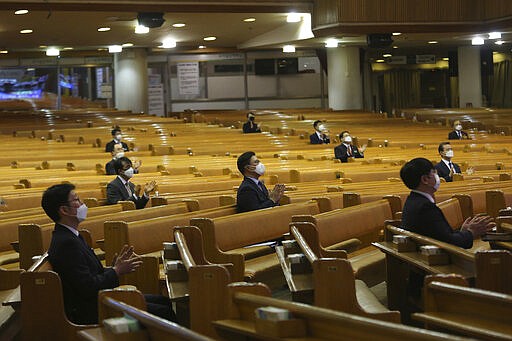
[413,275,512,340]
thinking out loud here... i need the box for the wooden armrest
[96,239,105,251]
[10,241,19,253]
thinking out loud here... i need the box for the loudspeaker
[448,51,458,77]
[137,12,165,28]
[367,34,393,48]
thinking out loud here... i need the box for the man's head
[400,157,439,193]
[111,143,125,159]
[237,151,264,178]
[339,130,351,144]
[111,128,122,140]
[313,120,325,132]
[41,183,85,226]
[453,120,462,131]
[438,142,454,160]
[247,112,255,121]
[114,157,134,180]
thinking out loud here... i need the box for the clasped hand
[112,245,142,276]
[461,215,496,238]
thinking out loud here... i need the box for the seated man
[434,142,461,182]
[106,157,155,209]
[448,120,469,140]
[309,120,330,144]
[400,157,494,249]
[43,184,173,324]
[105,143,141,175]
[236,151,285,213]
[242,112,261,134]
[334,132,366,162]
[105,127,129,153]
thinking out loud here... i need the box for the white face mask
[76,203,88,222]
[317,124,325,132]
[343,136,352,144]
[114,151,125,159]
[254,163,266,175]
[455,125,462,131]
[445,150,454,158]
[123,167,134,178]
[433,173,440,191]
[115,134,122,141]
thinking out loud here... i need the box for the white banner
[177,62,199,95]
[148,84,165,116]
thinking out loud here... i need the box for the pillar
[458,46,482,108]
[114,48,148,113]
[327,47,363,110]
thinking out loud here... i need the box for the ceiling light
[376,59,385,63]
[489,32,501,39]
[172,23,186,28]
[27,68,35,71]
[135,25,149,34]
[63,47,73,50]
[20,29,33,34]
[392,32,402,36]
[0,50,8,54]
[203,36,216,41]
[39,45,47,48]
[472,37,484,45]
[283,45,295,53]
[287,13,301,23]
[383,53,392,57]
[122,43,134,47]
[46,48,60,56]
[15,9,28,15]
[428,41,438,44]
[442,57,449,61]
[243,18,256,22]
[325,39,338,48]
[198,45,206,49]
[495,40,504,45]
[160,38,177,48]
[97,27,111,32]
[97,48,107,51]
[108,45,122,53]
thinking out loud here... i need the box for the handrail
[174,230,196,270]
[290,225,318,264]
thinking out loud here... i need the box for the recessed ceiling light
[20,29,33,34]
[39,45,47,48]
[283,45,295,53]
[46,48,60,56]
[15,9,28,15]
[160,38,177,48]
[325,39,338,48]
[97,48,107,51]
[392,32,402,36]
[472,37,484,45]
[27,68,35,71]
[376,59,385,63]
[489,32,501,39]
[383,53,392,57]
[203,36,216,41]
[63,47,73,50]
[392,45,398,49]
[122,43,134,47]
[243,18,256,22]
[97,27,111,32]
[442,57,449,61]
[108,45,122,53]
[172,23,186,28]
[135,25,149,34]
[286,13,301,23]
[428,41,438,44]
[0,50,8,54]
[495,40,504,45]
[198,45,206,49]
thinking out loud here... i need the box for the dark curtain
[382,70,421,113]
[490,60,512,108]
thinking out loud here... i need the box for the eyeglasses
[67,197,81,204]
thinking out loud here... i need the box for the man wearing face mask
[448,120,469,140]
[105,127,129,153]
[334,132,366,162]
[105,143,141,175]
[400,157,494,248]
[434,142,461,182]
[309,120,330,144]
[106,157,156,209]
[242,112,261,134]
[236,151,285,213]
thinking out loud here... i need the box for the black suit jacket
[401,191,473,248]
[236,177,277,213]
[309,133,330,144]
[48,224,119,324]
[434,160,461,182]
[106,176,149,209]
[448,130,468,140]
[242,121,261,134]
[105,140,129,153]
[334,143,364,163]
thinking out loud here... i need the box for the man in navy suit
[242,112,261,134]
[334,132,366,162]
[105,127,129,153]
[106,157,155,209]
[309,120,330,144]
[434,142,461,182]
[236,151,285,213]
[448,120,469,140]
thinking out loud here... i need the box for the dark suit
[106,176,149,209]
[334,143,364,163]
[434,160,461,182]
[48,224,119,324]
[448,130,468,140]
[401,191,473,248]
[309,132,330,144]
[105,159,115,175]
[105,140,129,153]
[242,121,261,133]
[236,177,277,213]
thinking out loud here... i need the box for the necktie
[449,162,455,174]
[125,182,132,197]
[458,131,461,139]
[347,146,352,157]
[258,181,265,192]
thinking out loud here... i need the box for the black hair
[111,128,121,136]
[400,157,434,190]
[113,156,132,175]
[41,183,75,222]
[313,120,322,128]
[438,142,451,154]
[247,112,255,117]
[237,151,255,174]
[339,130,350,140]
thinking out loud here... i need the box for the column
[457,46,482,108]
[114,48,148,113]
[327,47,363,110]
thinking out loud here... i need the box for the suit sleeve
[310,134,317,144]
[354,147,364,159]
[133,195,149,209]
[237,186,276,213]
[106,182,124,205]
[334,146,348,162]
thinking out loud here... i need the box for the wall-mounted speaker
[137,12,165,28]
